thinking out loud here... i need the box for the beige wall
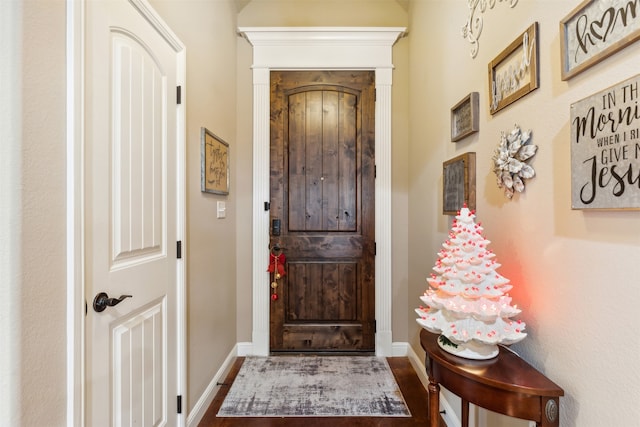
[234,29,254,343]
[2,0,68,425]
[407,1,640,426]
[237,0,408,26]
[235,0,411,343]
[150,0,239,415]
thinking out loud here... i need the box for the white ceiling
[234,0,408,14]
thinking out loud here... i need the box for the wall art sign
[488,22,539,115]
[462,0,519,58]
[571,74,640,209]
[451,92,480,142]
[201,127,230,195]
[443,152,476,215]
[561,0,640,81]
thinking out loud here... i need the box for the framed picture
[570,74,640,209]
[201,127,229,195]
[560,0,640,81]
[451,92,479,142]
[488,22,539,115]
[443,152,476,215]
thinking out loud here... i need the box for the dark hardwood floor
[198,356,443,427]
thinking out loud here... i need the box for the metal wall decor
[492,125,537,199]
[561,0,640,81]
[462,0,520,58]
[571,74,640,209]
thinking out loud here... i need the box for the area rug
[217,356,411,417]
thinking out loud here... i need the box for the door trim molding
[239,27,405,357]
[67,1,187,425]
[66,2,85,424]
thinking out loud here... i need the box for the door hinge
[374,165,377,178]
[177,240,182,259]
[176,85,182,105]
[264,201,270,211]
[177,395,182,414]
[374,88,377,102]
[374,242,377,256]
[374,320,377,333]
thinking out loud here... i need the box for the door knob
[93,292,132,312]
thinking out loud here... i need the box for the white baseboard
[186,345,239,427]
[397,341,461,427]
[401,342,429,388]
[438,393,461,427]
[236,341,253,356]
[391,341,410,357]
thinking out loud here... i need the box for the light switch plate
[217,201,226,219]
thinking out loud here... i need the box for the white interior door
[85,0,184,425]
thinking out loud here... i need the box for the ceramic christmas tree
[416,206,526,359]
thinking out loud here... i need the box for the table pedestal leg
[462,398,469,427]
[428,379,440,427]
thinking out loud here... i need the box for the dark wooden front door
[269,71,376,352]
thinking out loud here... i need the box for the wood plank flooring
[198,357,443,427]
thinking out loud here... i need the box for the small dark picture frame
[201,127,230,195]
[443,152,476,215]
[451,92,479,142]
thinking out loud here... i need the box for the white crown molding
[239,26,405,69]
[239,26,406,45]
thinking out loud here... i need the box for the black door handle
[93,292,132,312]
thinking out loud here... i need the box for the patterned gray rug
[217,356,411,417]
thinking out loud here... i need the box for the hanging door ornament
[267,245,286,301]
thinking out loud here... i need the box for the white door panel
[111,30,166,266]
[85,1,183,425]
[112,298,165,427]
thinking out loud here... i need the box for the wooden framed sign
[488,22,539,115]
[451,92,479,142]
[571,74,640,209]
[443,152,476,215]
[561,0,640,81]
[201,127,230,195]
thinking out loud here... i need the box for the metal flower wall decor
[492,125,537,199]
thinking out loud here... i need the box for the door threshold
[269,351,376,356]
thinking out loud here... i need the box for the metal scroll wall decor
[462,0,519,58]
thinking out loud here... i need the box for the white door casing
[238,27,405,357]
[84,1,186,426]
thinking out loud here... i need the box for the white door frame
[238,27,405,357]
[66,1,187,425]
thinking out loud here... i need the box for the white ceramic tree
[416,206,526,359]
